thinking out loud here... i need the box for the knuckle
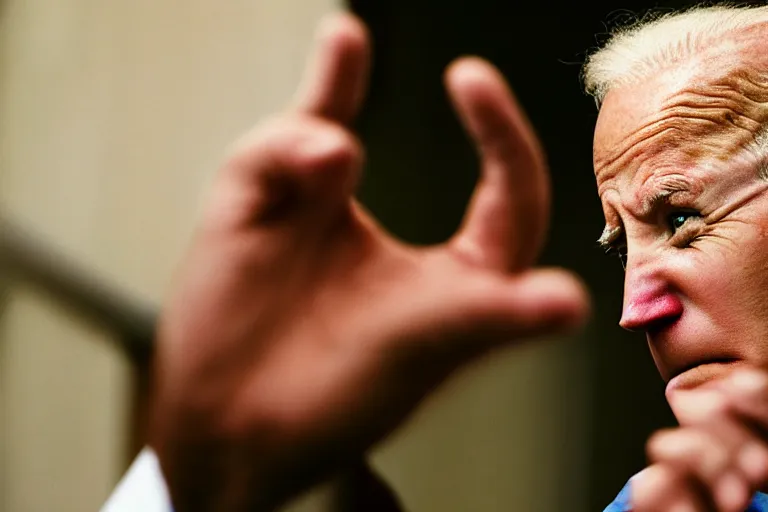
[729,368,768,397]
[223,115,362,179]
[223,114,286,167]
[245,116,360,170]
[738,442,768,483]
[714,470,750,512]
[300,127,361,177]
[646,427,731,478]
[646,429,680,460]
[632,464,687,509]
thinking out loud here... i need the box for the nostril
[646,313,682,334]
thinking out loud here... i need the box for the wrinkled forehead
[593,43,768,184]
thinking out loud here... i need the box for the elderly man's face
[593,45,768,398]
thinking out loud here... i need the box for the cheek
[673,230,768,338]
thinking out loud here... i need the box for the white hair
[583,3,768,179]
[582,3,768,106]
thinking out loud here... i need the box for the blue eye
[668,212,698,233]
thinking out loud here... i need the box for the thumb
[439,268,589,358]
[477,268,589,340]
[446,58,550,273]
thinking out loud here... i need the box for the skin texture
[593,31,768,511]
[150,12,588,512]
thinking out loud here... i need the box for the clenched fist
[149,12,588,512]
[634,368,768,511]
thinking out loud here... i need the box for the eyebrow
[597,175,695,249]
[639,176,692,217]
[596,172,698,250]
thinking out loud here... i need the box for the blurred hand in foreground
[150,11,588,511]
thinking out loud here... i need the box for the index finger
[446,58,549,272]
[670,369,768,429]
[293,12,371,125]
[720,369,768,430]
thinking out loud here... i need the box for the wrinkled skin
[150,12,587,512]
[593,33,768,511]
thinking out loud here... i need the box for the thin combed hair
[582,3,768,107]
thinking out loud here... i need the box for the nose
[619,256,683,332]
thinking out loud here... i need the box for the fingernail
[715,471,748,511]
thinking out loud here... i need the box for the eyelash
[605,240,628,269]
[666,209,703,246]
[603,210,702,268]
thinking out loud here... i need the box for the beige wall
[0,1,588,511]
[0,1,340,510]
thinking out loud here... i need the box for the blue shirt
[604,479,768,511]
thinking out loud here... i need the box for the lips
[665,358,743,394]
[666,358,744,396]
[624,284,744,394]
[646,311,742,395]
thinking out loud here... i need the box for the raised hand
[634,368,768,511]
[150,11,588,512]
